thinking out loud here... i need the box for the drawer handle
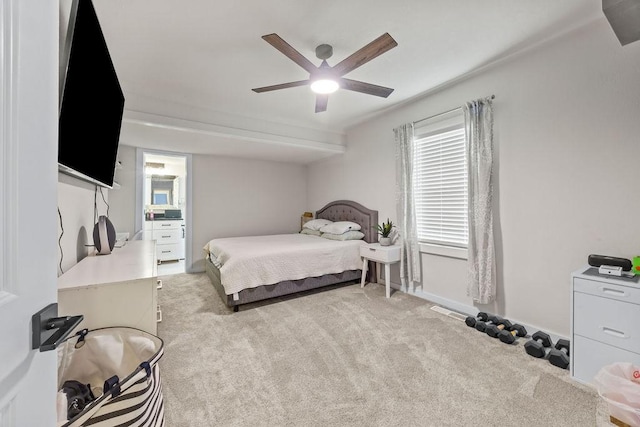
[161,224,171,227]
[161,250,171,253]
[602,326,628,339]
[369,248,376,251]
[600,287,627,297]
[161,235,171,238]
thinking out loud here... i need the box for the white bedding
[203,233,365,295]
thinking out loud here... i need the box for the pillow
[299,228,321,236]
[319,221,362,235]
[321,230,365,241]
[302,219,333,231]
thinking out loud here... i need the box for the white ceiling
[90,0,602,163]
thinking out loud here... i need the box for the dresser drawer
[152,228,181,243]
[573,292,640,354]
[360,245,401,263]
[154,220,182,229]
[157,243,180,261]
[574,277,640,305]
[572,335,640,385]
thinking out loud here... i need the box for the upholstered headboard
[316,200,379,244]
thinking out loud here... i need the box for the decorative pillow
[299,228,321,236]
[302,219,333,231]
[321,230,365,241]
[319,221,362,235]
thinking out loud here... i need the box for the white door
[0,0,59,425]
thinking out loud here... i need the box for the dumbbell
[548,339,570,369]
[485,319,514,338]
[465,312,489,328]
[498,324,528,344]
[475,315,502,333]
[524,331,553,358]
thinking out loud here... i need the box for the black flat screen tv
[58,0,124,188]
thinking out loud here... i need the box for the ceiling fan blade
[332,33,398,76]
[315,94,328,113]
[252,80,310,93]
[339,78,394,98]
[262,34,318,74]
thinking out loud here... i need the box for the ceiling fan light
[310,79,339,94]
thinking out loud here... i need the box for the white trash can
[593,362,640,427]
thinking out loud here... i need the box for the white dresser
[58,240,160,335]
[571,266,640,385]
[143,219,184,262]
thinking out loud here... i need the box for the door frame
[135,148,193,272]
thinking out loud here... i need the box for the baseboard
[387,280,568,343]
[401,284,477,317]
[383,279,476,316]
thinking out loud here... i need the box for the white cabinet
[571,266,640,385]
[143,219,184,262]
[58,240,159,335]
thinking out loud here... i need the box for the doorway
[138,150,191,275]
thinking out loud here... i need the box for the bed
[203,200,378,311]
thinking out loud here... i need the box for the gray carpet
[156,273,611,426]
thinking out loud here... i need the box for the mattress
[203,233,365,295]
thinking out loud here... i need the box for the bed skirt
[205,257,362,309]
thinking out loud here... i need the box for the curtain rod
[413,94,495,126]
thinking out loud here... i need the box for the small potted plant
[376,218,395,246]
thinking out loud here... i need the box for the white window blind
[413,115,468,248]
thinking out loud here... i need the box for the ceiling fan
[252,33,398,113]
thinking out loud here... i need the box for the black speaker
[93,215,116,255]
[588,254,633,271]
[603,0,640,46]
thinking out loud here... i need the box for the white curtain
[394,123,421,289]
[463,97,495,304]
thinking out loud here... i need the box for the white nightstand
[360,243,401,298]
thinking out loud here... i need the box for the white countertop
[58,240,157,290]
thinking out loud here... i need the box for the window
[413,111,468,249]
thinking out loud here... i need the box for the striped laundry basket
[57,327,164,426]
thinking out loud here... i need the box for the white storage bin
[57,327,164,426]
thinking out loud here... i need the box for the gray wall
[307,18,640,337]
[108,144,137,237]
[189,154,307,272]
[57,176,105,275]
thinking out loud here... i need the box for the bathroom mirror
[150,176,175,206]
[147,175,180,209]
